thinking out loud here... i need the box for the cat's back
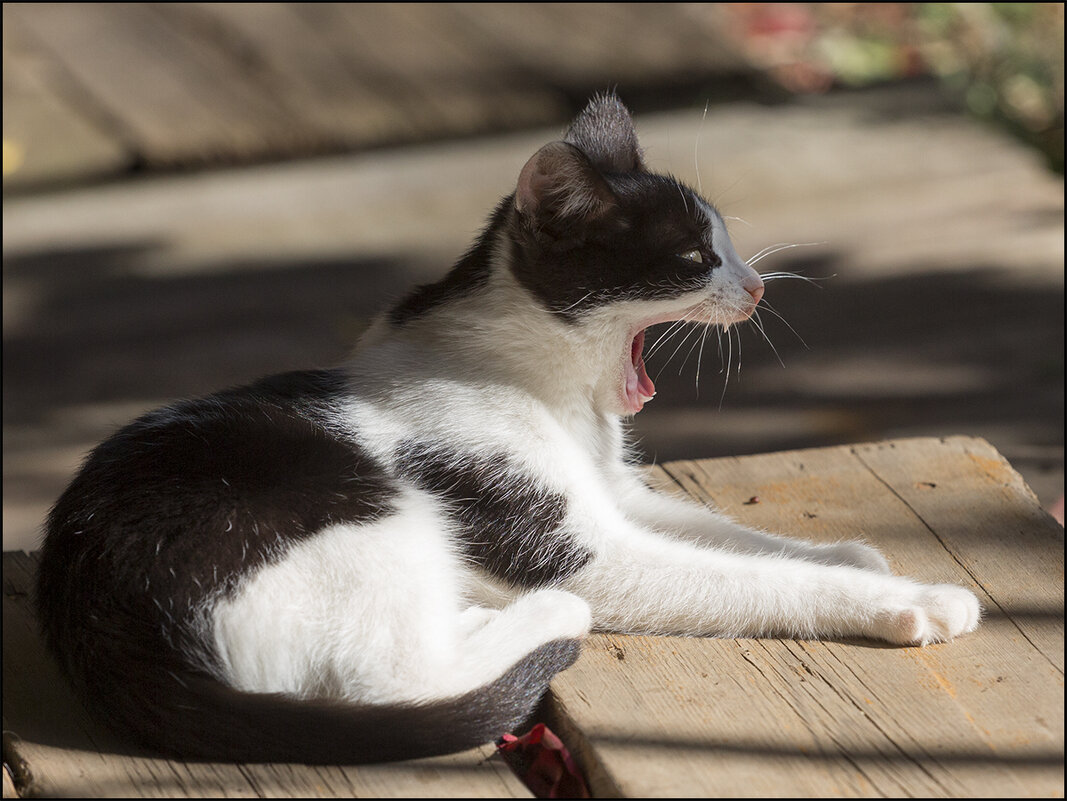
[36,368,397,681]
[34,362,587,762]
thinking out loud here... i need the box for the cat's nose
[745,282,765,306]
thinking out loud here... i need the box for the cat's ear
[564,93,645,173]
[515,141,617,225]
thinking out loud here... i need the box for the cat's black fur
[395,443,592,587]
[510,164,723,318]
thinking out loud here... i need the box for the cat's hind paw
[880,584,982,646]
[513,588,593,641]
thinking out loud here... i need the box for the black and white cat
[37,94,980,765]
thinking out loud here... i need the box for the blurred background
[3,3,1064,551]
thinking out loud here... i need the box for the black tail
[67,637,581,765]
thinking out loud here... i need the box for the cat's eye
[678,249,703,263]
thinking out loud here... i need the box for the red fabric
[497,723,590,798]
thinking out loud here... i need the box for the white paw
[879,584,982,645]
[813,540,892,574]
[513,588,593,640]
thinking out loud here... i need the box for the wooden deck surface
[3,436,1062,797]
[2,2,755,189]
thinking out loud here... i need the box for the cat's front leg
[615,469,890,574]
[810,539,892,574]
[562,527,980,645]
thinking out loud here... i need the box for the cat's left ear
[564,93,645,173]
[514,141,617,227]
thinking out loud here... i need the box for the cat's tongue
[625,330,656,414]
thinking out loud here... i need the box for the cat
[36,94,981,765]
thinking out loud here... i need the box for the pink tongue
[635,349,655,397]
[628,331,656,411]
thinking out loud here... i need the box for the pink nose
[746,283,765,305]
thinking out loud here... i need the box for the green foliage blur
[726,3,1064,172]
[917,3,1063,173]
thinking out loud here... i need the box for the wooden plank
[156,3,414,148]
[4,3,301,167]
[291,4,563,137]
[2,551,530,799]
[547,438,1063,797]
[2,3,756,178]
[849,437,1063,671]
[1,16,131,190]
[446,3,741,86]
[6,441,1060,796]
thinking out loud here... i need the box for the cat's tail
[76,638,581,765]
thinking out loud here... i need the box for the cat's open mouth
[622,297,757,415]
[624,329,656,414]
[623,305,705,414]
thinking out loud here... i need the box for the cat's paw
[878,584,982,646]
[813,540,891,574]
[514,588,593,641]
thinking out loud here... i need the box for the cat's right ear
[514,142,617,230]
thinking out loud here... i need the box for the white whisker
[729,320,743,379]
[655,321,704,381]
[747,241,826,268]
[719,326,734,410]
[723,215,752,227]
[746,241,794,264]
[556,290,597,312]
[695,101,710,195]
[680,317,707,375]
[646,318,691,359]
[757,300,810,349]
[748,309,786,368]
[676,183,689,215]
[760,271,834,287]
[694,322,711,397]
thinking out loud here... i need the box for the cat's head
[507,93,764,416]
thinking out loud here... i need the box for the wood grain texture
[547,437,1063,797]
[4,438,1061,797]
[0,35,131,190]
[1,3,747,176]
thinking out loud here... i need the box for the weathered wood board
[3,437,1062,797]
[1,2,749,185]
[1,42,130,188]
[545,437,1064,797]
